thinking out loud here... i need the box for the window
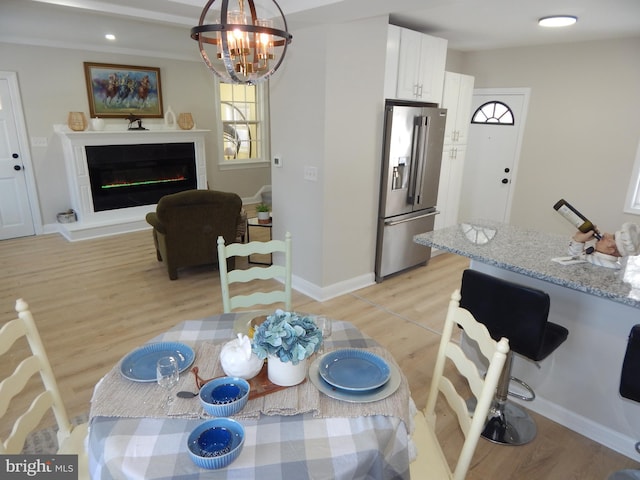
[218,82,270,169]
[471,101,514,125]
[624,139,640,215]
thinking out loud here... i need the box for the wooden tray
[191,363,305,401]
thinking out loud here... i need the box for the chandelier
[191,0,293,85]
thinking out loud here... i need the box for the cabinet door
[442,72,462,144]
[417,35,447,103]
[435,144,466,229]
[384,25,401,99]
[396,28,422,100]
[434,146,453,230]
[453,74,474,144]
[442,72,475,144]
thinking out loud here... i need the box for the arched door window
[471,101,514,125]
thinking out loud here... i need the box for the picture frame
[83,62,164,118]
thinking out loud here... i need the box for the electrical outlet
[303,166,318,182]
[31,137,48,147]
[273,156,282,167]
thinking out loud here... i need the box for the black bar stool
[460,269,569,446]
[608,325,640,480]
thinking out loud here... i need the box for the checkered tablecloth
[88,312,412,479]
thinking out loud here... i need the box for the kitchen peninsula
[415,221,640,460]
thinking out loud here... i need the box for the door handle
[12,153,19,159]
[384,210,439,226]
[501,178,509,184]
[14,165,22,171]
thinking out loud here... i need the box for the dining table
[87,311,414,479]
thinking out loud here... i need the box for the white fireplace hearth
[55,125,208,241]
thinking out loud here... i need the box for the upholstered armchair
[145,189,243,280]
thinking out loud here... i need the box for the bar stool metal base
[467,398,537,446]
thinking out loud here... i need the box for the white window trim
[218,158,271,171]
[214,79,271,170]
[624,138,640,215]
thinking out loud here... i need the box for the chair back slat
[217,232,293,313]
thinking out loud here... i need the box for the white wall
[5,23,638,298]
[458,37,640,236]
[0,43,270,226]
[270,16,388,297]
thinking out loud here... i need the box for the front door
[458,88,530,223]
[0,71,38,239]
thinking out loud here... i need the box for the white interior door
[0,72,39,239]
[458,89,530,223]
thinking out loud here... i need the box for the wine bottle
[553,199,602,240]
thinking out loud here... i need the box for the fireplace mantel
[55,125,209,241]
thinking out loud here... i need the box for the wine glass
[157,355,179,410]
[316,317,332,355]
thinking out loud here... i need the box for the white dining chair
[410,289,509,480]
[0,299,89,479]
[217,232,292,313]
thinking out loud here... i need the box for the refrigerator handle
[414,116,430,206]
[407,116,423,203]
[408,116,429,205]
[384,210,439,226]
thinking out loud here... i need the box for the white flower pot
[257,211,270,224]
[267,355,307,386]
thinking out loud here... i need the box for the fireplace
[86,143,197,212]
[56,126,208,241]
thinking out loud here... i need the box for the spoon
[177,390,199,398]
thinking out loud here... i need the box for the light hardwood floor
[1,229,638,478]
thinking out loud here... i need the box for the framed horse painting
[84,62,164,118]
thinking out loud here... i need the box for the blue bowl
[187,418,245,469]
[199,376,250,417]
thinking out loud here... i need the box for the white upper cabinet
[394,28,447,103]
[442,72,475,145]
[384,25,401,99]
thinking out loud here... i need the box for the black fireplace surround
[86,142,197,212]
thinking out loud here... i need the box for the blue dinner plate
[120,342,195,382]
[319,349,391,391]
[309,356,401,403]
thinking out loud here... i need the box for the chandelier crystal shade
[191,0,293,85]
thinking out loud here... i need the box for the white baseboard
[52,218,151,242]
[514,391,640,460]
[292,272,375,302]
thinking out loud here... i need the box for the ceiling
[1,0,639,61]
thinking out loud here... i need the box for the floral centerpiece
[252,310,322,365]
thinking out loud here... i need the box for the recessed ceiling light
[538,15,578,27]
[105,34,116,41]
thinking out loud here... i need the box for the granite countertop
[414,220,640,309]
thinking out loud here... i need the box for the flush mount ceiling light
[191,0,293,85]
[538,15,578,27]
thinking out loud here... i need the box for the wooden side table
[247,216,273,265]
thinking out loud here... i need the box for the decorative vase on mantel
[68,112,87,131]
[91,117,105,131]
[178,112,194,130]
[267,355,307,386]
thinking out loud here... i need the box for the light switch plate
[31,137,48,147]
[303,166,318,182]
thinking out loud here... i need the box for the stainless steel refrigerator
[375,99,447,282]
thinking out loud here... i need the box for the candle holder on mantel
[178,113,194,130]
[67,112,87,131]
